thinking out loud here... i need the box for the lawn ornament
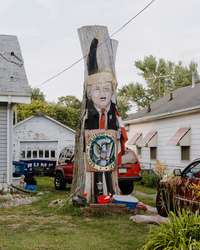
[71,26,127,203]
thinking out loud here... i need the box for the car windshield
[185,162,200,178]
[121,149,137,164]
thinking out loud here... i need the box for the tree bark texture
[71,25,120,203]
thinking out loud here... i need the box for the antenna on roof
[147,104,151,113]
[168,92,173,101]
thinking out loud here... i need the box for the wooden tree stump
[71,26,126,204]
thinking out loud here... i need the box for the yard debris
[37,192,45,196]
[135,202,158,214]
[48,199,65,208]
[72,195,87,207]
[136,202,147,211]
[10,184,37,194]
[145,205,158,213]
[130,214,169,224]
[0,194,39,208]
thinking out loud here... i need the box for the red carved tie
[99,109,105,129]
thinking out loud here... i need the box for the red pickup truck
[54,148,141,194]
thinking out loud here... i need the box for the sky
[0,0,200,102]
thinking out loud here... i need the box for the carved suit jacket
[84,101,128,158]
[84,101,118,130]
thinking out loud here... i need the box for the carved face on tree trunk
[89,81,113,110]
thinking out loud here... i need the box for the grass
[135,183,157,195]
[134,183,157,207]
[134,194,156,207]
[143,210,200,250]
[0,177,152,250]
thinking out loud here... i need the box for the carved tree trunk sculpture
[71,25,124,204]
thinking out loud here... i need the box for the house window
[27,150,31,158]
[136,146,141,156]
[150,147,157,160]
[21,151,25,159]
[39,150,43,158]
[45,150,49,158]
[51,150,55,158]
[33,150,38,158]
[181,146,190,161]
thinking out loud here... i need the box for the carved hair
[86,72,116,98]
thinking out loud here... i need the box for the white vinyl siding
[127,112,200,170]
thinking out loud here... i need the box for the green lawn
[135,183,157,195]
[0,178,155,250]
[134,183,157,207]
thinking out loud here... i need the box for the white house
[0,35,31,186]
[13,114,75,162]
[124,83,200,170]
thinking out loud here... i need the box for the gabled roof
[14,114,76,134]
[125,83,200,124]
[0,35,31,97]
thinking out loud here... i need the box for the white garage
[13,114,75,162]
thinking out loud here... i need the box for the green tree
[117,94,130,119]
[16,95,81,130]
[135,55,198,100]
[57,95,81,129]
[118,56,198,117]
[118,82,149,110]
[17,100,51,122]
[58,95,81,109]
[31,88,45,101]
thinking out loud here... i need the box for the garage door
[20,141,58,160]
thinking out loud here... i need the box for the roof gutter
[124,105,200,125]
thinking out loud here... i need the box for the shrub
[143,210,200,250]
[140,170,160,188]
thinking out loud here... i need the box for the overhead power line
[36,0,157,88]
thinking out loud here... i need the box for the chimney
[192,72,195,88]
[192,72,200,88]
[147,104,151,113]
[168,92,173,101]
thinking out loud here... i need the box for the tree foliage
[117,55,198,115]
[16,92,81,130]
[118,82,150,112]
[58,95,81,109]
[31,88,45,102]
[135,55,197,100]
[116,94,130,119]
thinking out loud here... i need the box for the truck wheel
[119,181,134,195]
[156,190,170,217]
[54,172,66,190]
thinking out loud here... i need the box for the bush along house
[124,82,200,171]
[0,35,31,190]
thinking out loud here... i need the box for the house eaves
[124,105,200,125]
